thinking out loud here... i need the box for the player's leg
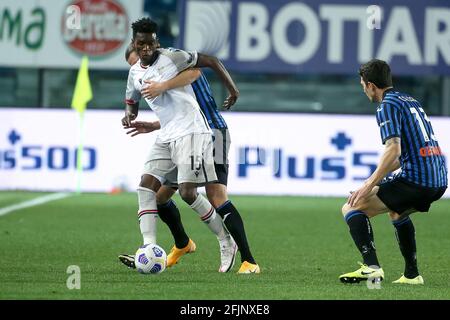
[157,183,197,268]
[119,182,179,269]
[178,182,229,243]
[209,128,259,273]
[175,133,228,242]
[204,183,237,272]
[389,211,423,284]
[206,182,259,274]
[137,142,176,246]
[179,176,239,273]
[339,186,388,283]
[164,182,224,268]
[388,183,446,284]
[137,173,161,245]
[156,185,191,249]
[119,142,174,268]
[118,174,162,269]
[176,133,233,264]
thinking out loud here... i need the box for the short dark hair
[125,43,135,61]
[358,59,393,89]
[131,17,158,39]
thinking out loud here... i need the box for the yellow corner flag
[72,56,92,193]
[71,55,92,113]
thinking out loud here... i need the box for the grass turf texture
[0,191,449,300]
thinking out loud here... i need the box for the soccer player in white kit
[121,41,260,274]
[123,18,230,268]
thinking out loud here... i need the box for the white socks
[137,187,158,245]
[190,194,228,241]
[137,188,228,244]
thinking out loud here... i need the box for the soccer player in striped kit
[339,59,447,285]
[120,38,259,274]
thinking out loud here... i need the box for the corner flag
[71,55,92,113]
[71,56,92,193]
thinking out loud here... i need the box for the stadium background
[1,0,450,301]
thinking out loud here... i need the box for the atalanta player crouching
[339,59,448,285]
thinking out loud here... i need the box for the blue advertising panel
[178,0,450,75]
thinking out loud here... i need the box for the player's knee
[206,186,228,208]
[178,187,197,205]
[155,187,176,205]
[389,211,402,221]
[155,192,170,205]
[341,203,352,216]
[209,196,227,208]
[139,174,161,191]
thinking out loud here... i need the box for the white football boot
[218,235,238,273]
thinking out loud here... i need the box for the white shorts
[162,128,231,187]
[143,133,218,185]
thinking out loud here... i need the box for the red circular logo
[62,0,128,56]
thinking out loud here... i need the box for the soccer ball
[135,244,167,274]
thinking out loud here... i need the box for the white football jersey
[125,48,211,143]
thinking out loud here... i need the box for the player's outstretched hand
[141,80,167,99]
[123,121,157,137]
[222,90,239,110]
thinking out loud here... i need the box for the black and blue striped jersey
[376,89,447,188]
[191,73,228,130]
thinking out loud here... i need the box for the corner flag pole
[71,56,93,194]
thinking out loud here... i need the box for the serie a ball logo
[135,244,167,274]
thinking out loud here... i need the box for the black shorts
[212,128,231,186]
[214,163,229,186]
[377,177,447,214]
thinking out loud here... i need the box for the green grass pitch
[0,191,449,300]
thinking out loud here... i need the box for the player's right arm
[195,53,240,109]
[348,104,402,207]
[123,68,142,126]
[122,103,139,127]
[141,68,201,99]
[348,136,401,207]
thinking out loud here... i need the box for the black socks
[216,201,256,264]
[393,217,419,278]
[345,211,380,267]
[157,200,189,249]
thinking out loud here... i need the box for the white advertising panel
[1,109,449,198]
[0,0,143,69]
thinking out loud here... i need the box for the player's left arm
[195,53,240,109]
[141,68,201,99]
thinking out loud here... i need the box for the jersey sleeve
[125,69,141,105]
[163,48,198,73]
[378,103,402,144]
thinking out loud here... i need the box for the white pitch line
[0,192,72,217]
